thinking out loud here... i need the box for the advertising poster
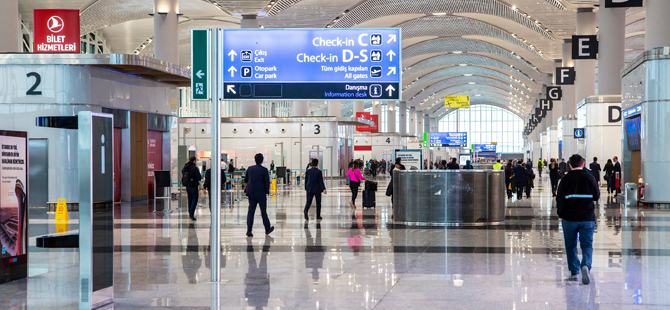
[355,112,372,132]
[394,149,422,170]
[0,131,28,283]
[147,131,163,199]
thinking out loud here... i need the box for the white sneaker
[581,266,590,285]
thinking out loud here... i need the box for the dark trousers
[304,192,322,217]
[516,183,525,199]
[247,196,271,233]
[550,177,558,196]
[350,182,360,203]
[538,168,542,177]
[525,183,532,198]
[562,220,595,275]
[186,186,199,217]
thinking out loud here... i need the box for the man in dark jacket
[556,154,600,285]
[558,158,568,176]
[204,164,227,212]
[245,153,274,237]
[446,158,460,169]
[589,157,602,186]
[513,160,527,200]
[612,156,622,197]
[304,159,327,221]
[182,157,202,220]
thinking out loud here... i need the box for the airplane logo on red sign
[48,16,64,33]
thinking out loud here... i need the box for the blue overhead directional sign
[474,144,496,152]
[220,28,401,100]
[429,132,467,147]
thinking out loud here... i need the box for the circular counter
[392,170,506,225]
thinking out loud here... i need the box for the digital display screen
[474,144,496,152]
[91,116,114,291]
[428,132,467,147]
[0,131,28,284]
[626,116,641,151]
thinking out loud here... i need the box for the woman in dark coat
[504,163,514,199]
[548,158,560,197]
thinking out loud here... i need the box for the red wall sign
[356,112,372,132]
[369,114,379,133]
[33,9,80,53]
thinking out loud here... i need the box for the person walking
[537,158,544,177]
[304,159,326,221]
[558,158,568,177]
[203,162,227,212]
[181,157,202,221]
[347,162,365,208]
[244,153,274,237]
[549,158,560,197]
[525,162,535,198]
[612,156,622,197]
[504,162,515,199]
[447,158,460,169]
[464,160,474,170]
[556,154,600,285]
[270,160,275,173]
[513,160,527,200]
[370,160,378,178]
[603,159,614,195]
[589,157,602,187]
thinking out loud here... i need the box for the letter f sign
[556,67,575,85]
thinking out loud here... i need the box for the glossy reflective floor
[2,171,670,309]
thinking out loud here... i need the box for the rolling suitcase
[362,190,376,208]
[364,180,378,191]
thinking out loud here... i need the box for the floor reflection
[244,236,271,309]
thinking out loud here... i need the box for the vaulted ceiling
[18,0,647,118]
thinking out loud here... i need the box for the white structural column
[327,101,341,117]
[575,8,597,103]
[561,39,577,158]
[292,101,310,117]
[398,102,407,134]
[549,61,562,160]
[239,15,260,117]
[423,114,430,135]
[645,0,670,50]
[0,0,19,52]
[372,101,382,116]
[430,117,438,132]
[598,0,626,95]
[153,0,179,64]
[387,101,396,133]
[415,110,423,137]
[408,107,416,136]
[353,101,365,115]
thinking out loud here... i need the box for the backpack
[181,164,199,187]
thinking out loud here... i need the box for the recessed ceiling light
[468,82,476,85]
[458,64,467,66]
[452,51,463,54]
[432,12,447,16]
[464,74,473,77]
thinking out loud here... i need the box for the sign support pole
[210,28,222,283]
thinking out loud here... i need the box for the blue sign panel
[474,144,496,152]
[429,132,467,147]
[220,28,401,100]
[623,104,642,118]
[574,128,585,139]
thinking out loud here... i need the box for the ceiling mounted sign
[605,0,643,8]
[540,99,553,112]
[556,67,576,85]
[572,35,598,60]
[33,9,80,53]
[444,95,470,108]
[547,86,562,100]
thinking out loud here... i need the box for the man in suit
[304,158,327,221]
[513,160,527,200]
[204,163,227,212]
[245,153,274,237]
[589,157,602,186]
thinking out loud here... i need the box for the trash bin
[625,183,638,207]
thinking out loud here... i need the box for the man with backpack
[557,154,600,285]
[182,157,202,221]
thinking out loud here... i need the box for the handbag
[346,170,351,185]
[386,178,393,196]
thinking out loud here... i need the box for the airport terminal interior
[0,0,669,309]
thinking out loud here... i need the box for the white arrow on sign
[195,70,205,79]
[228,66,237,77]
[227,85,236,94]
[228,50,237,61]
[386,85,396,96]
[386,50,396,61]
[387,67,396,76]
[387,34,397,44]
